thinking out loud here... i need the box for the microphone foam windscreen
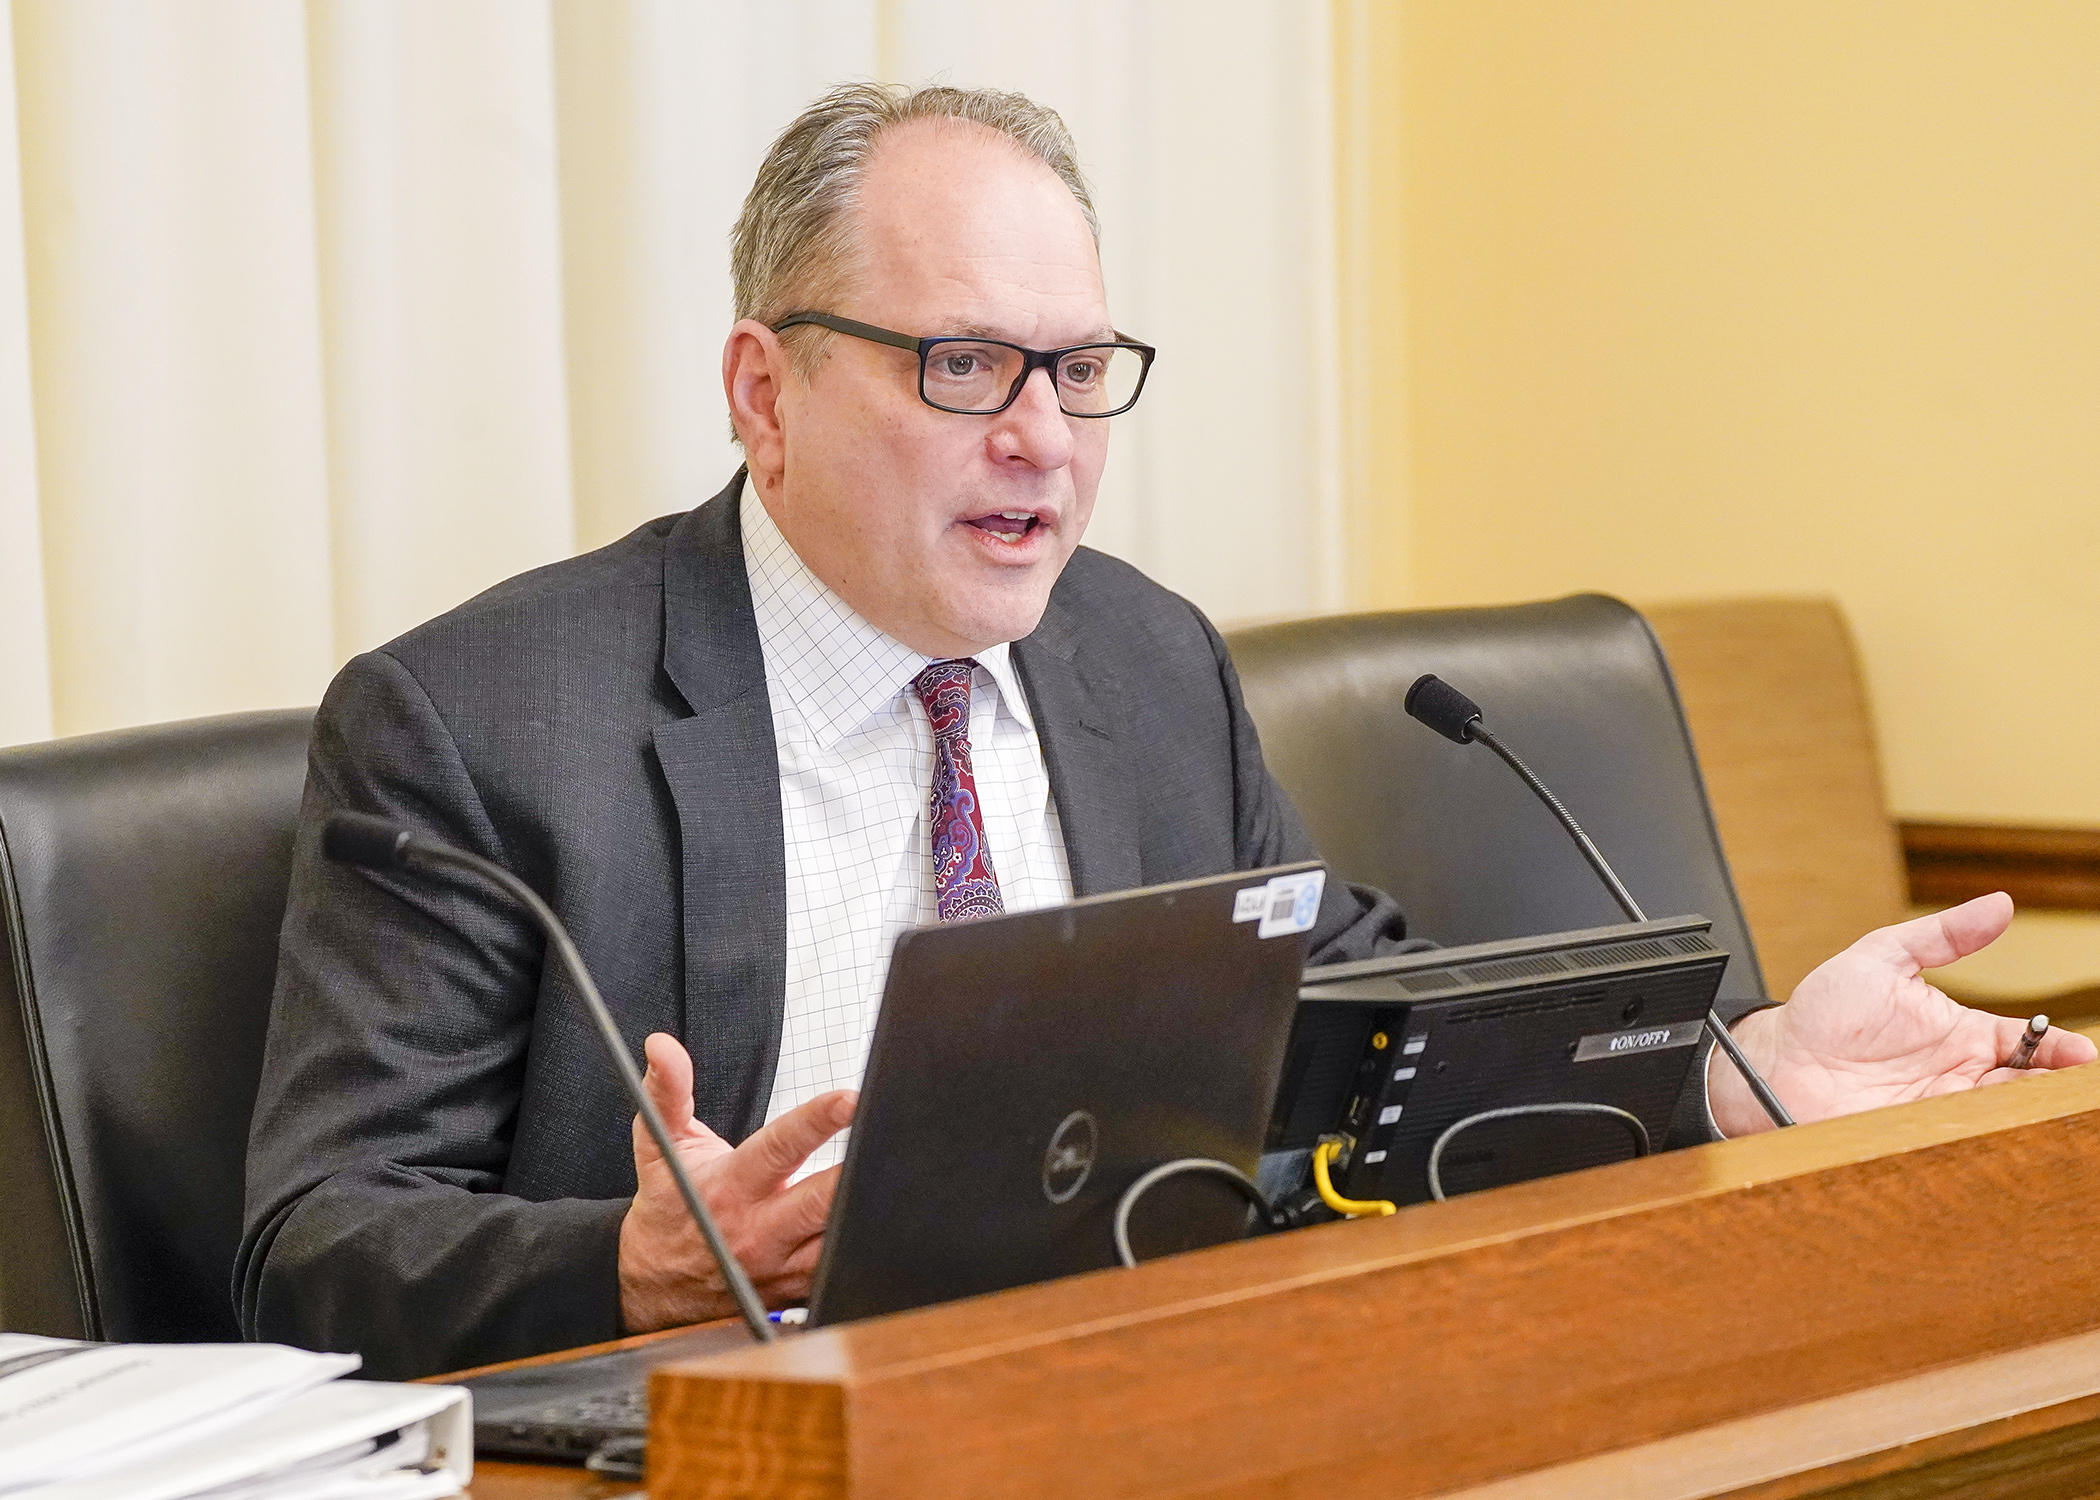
[322,810,414,870]
[1403,674,1484,743]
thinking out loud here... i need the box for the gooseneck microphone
[321,810,777,1342]
[1402,674,1795,1130]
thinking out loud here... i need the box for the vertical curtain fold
[307,0,576,659]
[549,0,883,553]
[13,0,334,738]
[0,0,52,745]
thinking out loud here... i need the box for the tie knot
[913,659,978,736]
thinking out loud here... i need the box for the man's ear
[723,319,793,498]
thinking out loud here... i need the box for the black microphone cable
[1403,674,1795,1130]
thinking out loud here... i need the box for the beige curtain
[0,0,1340,748]
[0,6,48,744]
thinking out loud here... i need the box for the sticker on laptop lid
[1253,869,1326,939]
[1232,886,1269,923]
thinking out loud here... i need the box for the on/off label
[1572,1018,1705,1063]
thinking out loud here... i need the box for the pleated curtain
[0,0,1342,747]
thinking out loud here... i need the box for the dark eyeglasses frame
[771,311,1156,418]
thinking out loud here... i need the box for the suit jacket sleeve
[236,649,627,1381]
[1202,611,1424,966]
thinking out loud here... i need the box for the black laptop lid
[808,862,1324,1326]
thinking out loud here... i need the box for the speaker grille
[1580,939,1672,968]
[1460,954,1570,986]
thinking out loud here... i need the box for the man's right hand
[617,1031,855,1333]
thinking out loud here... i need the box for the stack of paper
[0,1335,470,1500]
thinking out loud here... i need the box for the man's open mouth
[965,512,1044,545]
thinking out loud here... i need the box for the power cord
[1312,1137,1396,1217]
[1112,1159,1279,1268]
[1425,1103,1649,1202]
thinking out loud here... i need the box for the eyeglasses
[771,312,1155,418]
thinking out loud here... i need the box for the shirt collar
[740,484,1034,747]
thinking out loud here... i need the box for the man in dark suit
[237,84,1417,1378]
[239,82,2090,1380]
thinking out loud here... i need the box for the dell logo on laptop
[1042,1110,1098,1204]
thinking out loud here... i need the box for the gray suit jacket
[236,474,1411,1379]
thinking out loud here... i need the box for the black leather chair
[1226,592,1770,1049]
[0,709,314,1341]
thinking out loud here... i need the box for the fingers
[762,1231,827,1300]
[720,1090,857,1200]
[642,1032,696,1131]
[2034,1026,2098,1069]
[1968,1017,2095,1084]
[634,1033,729,1167]
[758,1162,841,1250]
[1984,1017,2097,1072]
[1974,1065,2059,1090]
[1872,892,2016,975]
[781,1231,827,1280]
[745,1170,840,1300]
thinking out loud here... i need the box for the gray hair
[731,82,1100,380]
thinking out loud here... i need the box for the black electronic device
[1271,917,1729,1204]
[1402,672,1793,1129]
[807,861,1323,1325]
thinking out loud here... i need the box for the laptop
[469,860,1325,1458]
[806,860,1324,1324]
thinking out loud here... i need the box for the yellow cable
[1312,1139,1396,1218]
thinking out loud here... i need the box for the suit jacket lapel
[1014,582,1141,897]
[653,472,787,1143]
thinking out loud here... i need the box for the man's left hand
[1709,892,2098,1137]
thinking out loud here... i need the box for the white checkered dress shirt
[742,494,1075,1176]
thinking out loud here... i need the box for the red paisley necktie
[912,660,1005,921]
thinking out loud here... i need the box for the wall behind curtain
[0,0,1341,747]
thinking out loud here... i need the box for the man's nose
[988,367,1076,471]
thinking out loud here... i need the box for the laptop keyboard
[479,1385,646,1459]
[553,1386,648,1429]
[465,1322,762,1462]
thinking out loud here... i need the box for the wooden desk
[652,1064,2100,1498]
[463,1065,2100,1498]
[464,1460,627,1500]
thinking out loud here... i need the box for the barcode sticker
[1256,869,1327,939]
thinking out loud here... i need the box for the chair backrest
[1639,596,1909,998]
[1224,594,1770,1017]
[0,709,314,1341]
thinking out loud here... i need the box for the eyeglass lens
[922,341,1144,415]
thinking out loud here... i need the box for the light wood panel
[645,1064,2100,1500]
[1641,596,1908,1000]
[464,1462,629,1500]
